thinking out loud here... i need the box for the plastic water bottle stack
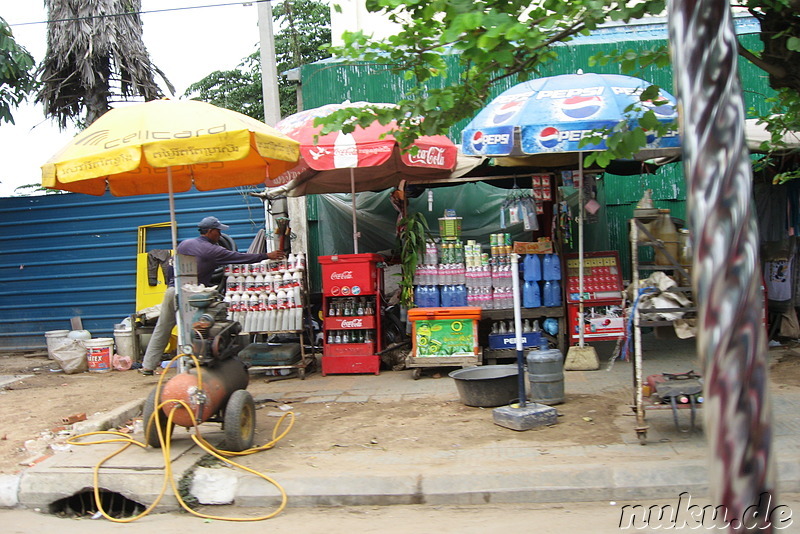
[412,234,562,311]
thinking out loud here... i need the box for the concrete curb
[6,398,145,510]
[71,398,145,435]
[0,474,21,508]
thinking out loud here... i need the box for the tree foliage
[184,0,332,120]
[0,16,37,125]
[36,0,173,128]
[317,0,800,177]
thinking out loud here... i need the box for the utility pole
[257,0,307,255]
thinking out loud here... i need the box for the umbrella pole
[511,252,527,408]
[167,167,189,371]
[168,167,179,252]
[351,168,359,254]
[578,155,585,349]
[564,152,600,370]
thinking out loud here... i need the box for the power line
[9,1,270,27]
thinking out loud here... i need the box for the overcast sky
[0,1,265,197]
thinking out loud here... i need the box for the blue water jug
[551,279,562,306]
[441,285,453,307]
[414,285,425,307]
[455,284,467,306]
[523,280,541,308]
[543,281,554,307]
[543,253,561,281]
[429,285,440,307]
[544,279,562,307]
[526,343,565,405]
[523,254,542,281]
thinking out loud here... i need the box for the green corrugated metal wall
[300,27,772,285]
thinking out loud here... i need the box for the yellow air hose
[67,353,295,522]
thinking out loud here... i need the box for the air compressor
[142,289,256,452]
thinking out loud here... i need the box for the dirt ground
[2,346,800,475]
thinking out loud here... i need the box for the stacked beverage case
[413,232,562,310]
[222,252,306,333]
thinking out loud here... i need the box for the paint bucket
[84,338,114,373]
[44,330,70,360]
[113,325,135,361]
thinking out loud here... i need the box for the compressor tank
[159,358,249,427]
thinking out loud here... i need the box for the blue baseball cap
[198,216,229,230]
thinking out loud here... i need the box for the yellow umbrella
[42,98,300,250]
[41,98,300,360]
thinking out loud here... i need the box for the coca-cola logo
[340,319,364,328]
[330,270,354,280]
[407,146,446,166]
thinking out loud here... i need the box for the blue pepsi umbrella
[462,73,681,381]
[461,72,680,166]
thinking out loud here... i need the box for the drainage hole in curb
[49,488,146,519]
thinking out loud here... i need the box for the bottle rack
[323,296,379,353]
[224,255,315,379]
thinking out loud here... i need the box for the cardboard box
[513,240,554,255]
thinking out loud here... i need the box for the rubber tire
[223,389,256,452]
[143,387,174,449]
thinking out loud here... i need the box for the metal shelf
[630,217,697,444]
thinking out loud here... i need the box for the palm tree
[36,0,174,128]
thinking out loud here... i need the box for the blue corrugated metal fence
[0,189,266,351]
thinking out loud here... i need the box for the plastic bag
[52,340,88,374]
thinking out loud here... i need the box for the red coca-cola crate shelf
[319,254,384,375]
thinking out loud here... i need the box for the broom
[564,153,600,371]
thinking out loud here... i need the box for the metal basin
[449,365,519,407]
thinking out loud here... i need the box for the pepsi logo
[538,127,561,149]
[471,131,485,152]
[642,97,677,117]
[491,100,525,125]
[561,96,602,119]
[469,131,511,153]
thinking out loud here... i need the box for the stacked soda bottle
[222,252,306,333]
[489,233,514,309]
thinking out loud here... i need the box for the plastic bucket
[114,327,135,361]
[448,365,519,407]
[84,338,114,373]
[44,330,70,360]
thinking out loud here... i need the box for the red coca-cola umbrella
[267,102,463,252]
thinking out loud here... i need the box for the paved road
[5,495,800,533]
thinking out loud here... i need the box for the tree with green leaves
[0,16,37,125]
[184,0,331,119]
[318,0,800,174]
[36,0,173,128]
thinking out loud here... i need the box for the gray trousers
[142,286,177,371]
